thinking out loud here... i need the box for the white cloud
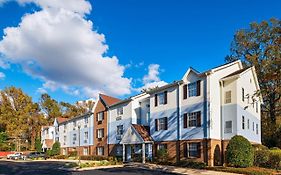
[0,1,132,98]
[36,87,47,94]
[17,0,91,15]
[143,64,161,84]
[136,64,167,91]
[0,72,5,80]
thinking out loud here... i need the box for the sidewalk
[124,162,241,175]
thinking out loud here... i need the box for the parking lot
[0,160,179,175]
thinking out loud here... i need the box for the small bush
[51,141,60,156]
[177,160,206,169]
[226,135,254,168]
[79,155,109,161]
[53,155,68,159]
[68,151,77,157]
[267,150,281,169]
[253,144,270,167]
[156,148,168,163]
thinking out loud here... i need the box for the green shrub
[68,151,77,157]
[51,141,60,156]
[35,137,42,152]
[270,147,280,150]
[177,160,206,169]
[226,135,254,167]
[267,150,281,169]
[79,155,109,161]
[46,149,53,157]
[156,148,168,163]
[253,144,270,167]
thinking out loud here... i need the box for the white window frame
[84,117,89,124]
[97,112,104,121]
[158,117,166,130]
[97,129,104,139]
[84,131,88,140]
[117,107,123,115]
[83,147,88,155]
[188,82,197,97]
[158,92,165,105]
[97,147,104,156]
[225,121,232,133]
[188,112,197,127]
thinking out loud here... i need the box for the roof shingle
[132,124,153,142]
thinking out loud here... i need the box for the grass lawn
[207,166,281,175]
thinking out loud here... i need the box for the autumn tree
[0,87,42,151]
[39,93,62,124]
[226,18,281,147]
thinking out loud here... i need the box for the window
[188,143,200,158]
[97,147,104,156]
[117,107,123,115]
[183,84,188,99]
[155,117,168,131]
[253,122,255,131]
[117,125,123,135]
[83,148,88,155]
[64,124,67,133]
[84,131,88,140]
[242,88,245,102]
[225,121,232,133]
[242,116,245,130]
[247,119,250,129]
[256,101,259,113]
[183,112,201,128]
[73,134,77,144]
[97,129,104,139]
[73,121,76,130]
[225,91,231,104]
[188,82,197,97]
[157,144,167,151]
[146,112,150,124]
[97,112,104,121]
[84,117,89,124]
[256,124,259,135]
[63,136,66,145]
[155,91,167,106]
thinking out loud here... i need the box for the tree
[225,18,281,147]
[226,135,254,167]
[39,93,62,124]
[60,102,86,119]
[0,87,40,151]
[35,137,42,152]
[51,141,60,156]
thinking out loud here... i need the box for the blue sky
[0,0,280,103]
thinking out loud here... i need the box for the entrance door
[125,145,131,162]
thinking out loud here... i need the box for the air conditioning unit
[116,116,122,121]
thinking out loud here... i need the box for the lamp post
[78,124,81,166]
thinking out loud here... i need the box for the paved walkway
[124,162,240,175]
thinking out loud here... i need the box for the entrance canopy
[120,124,153,144]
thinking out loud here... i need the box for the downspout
[219,80,224,165]
[176,82,181,163]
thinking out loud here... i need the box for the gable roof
[57,117,68,124]
[132,124,153,142]
[222,67,250,79]
[99,94,121,107]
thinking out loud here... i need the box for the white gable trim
[120,125,144,144]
